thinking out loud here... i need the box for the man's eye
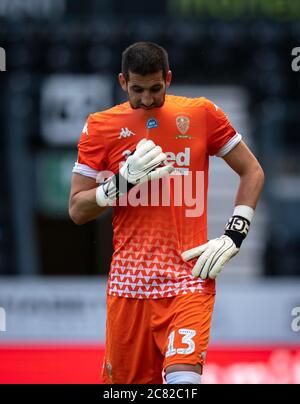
[133,89,143,93]
[151,87,161,92]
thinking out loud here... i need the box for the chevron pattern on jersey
[107,213,213,299]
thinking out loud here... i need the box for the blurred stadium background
[0,0,300,384]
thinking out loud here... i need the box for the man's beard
[128,93,166,110]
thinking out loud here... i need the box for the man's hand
[181,235,239,280]
[182,206,254,280]
[120,138,174,185]
[96,138,174,207]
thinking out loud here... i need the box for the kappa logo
[82,122,88,136]
[119,128,135,139]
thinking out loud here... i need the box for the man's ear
[119,73,127,92]
[166,70,172,89]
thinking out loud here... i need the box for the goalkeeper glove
[96,138,174,207]
[181,205,254,280]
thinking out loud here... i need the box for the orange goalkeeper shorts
[102,291,215,384]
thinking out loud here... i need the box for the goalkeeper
[69,42,264,384]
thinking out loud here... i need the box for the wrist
[232,205,255,223]
[224,205,254,248]
[96,173,136,207]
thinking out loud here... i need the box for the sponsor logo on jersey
[147,118,158,129]
[166,148,190,166]
[121,147,191,175]
[119,128,135,139]
[111,145,201,216]
[166,148,191,175]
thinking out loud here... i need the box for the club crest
[176,116,190,135]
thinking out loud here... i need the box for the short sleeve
[206,100,242,157]
[72,114,107,179]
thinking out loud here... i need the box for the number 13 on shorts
[166,329,196,357]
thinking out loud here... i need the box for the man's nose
[141,91,153,106]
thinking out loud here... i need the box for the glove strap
[96,173,135,207]
[224,205,254,248]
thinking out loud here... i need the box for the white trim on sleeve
[216,133,242,157]
[72,162,99,180]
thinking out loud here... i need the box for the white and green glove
[96,138,174,207]
[182,205,254,280]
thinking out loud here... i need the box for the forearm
[69,187,108,225]
[182,164,265,279]
[234,165,265,210]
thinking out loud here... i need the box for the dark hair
[122,42,169,82]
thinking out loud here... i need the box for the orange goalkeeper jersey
[73,95,241,299]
